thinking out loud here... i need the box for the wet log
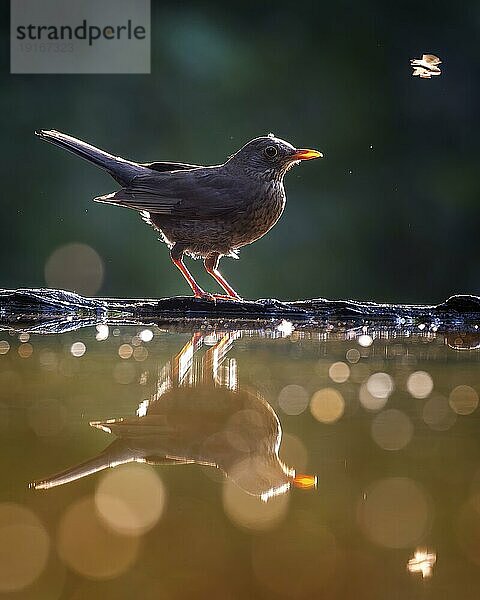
[0,288,479,335]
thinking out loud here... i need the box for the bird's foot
[212,294,243,301]
[194,290,228,303]
[194,292,215,301]
[193,292,242,302]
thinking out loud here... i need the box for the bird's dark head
[227,134,323,180]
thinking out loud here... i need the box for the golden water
[0,326,479,598]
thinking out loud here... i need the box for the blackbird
[36,130,322,299]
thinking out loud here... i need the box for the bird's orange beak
[292,149,323,161]
[293,473,318,490]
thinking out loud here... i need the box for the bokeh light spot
[58,496,139,579]
[366,372,394,400]
[133,346,148,362]
[371,409,413,450]
[18,343,33,358]
[277,384,309,416]
[359,382,388,411]
[346,348,361,364]
[139,329,154,342]
[45,243,104,295]
[95,464,166,536]
[310,388,345,424]
[118,344,133,360]
[70,342,86,357]
[95,325,109,341]
[407,371,434,399]
[357,477,431,548]
[358,334,373,347]
[0,504,50,592]
[328,361,350,383]
[131,335,142,347]
[449,385,479,415]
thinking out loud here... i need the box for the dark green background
[1,1,479,302]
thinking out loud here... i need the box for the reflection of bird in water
[410,54,442,78]
[32,332,316,501]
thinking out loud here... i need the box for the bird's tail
[36,129,143,186]
[30,439,137,490]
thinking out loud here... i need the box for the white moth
[410,54,442,78]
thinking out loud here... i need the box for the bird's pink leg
[171,252,209,298]
[204,254,242,300]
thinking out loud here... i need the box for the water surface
[0,325,479,598]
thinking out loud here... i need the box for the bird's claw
[194,292,242,302]
[194,292,216,302]
[212,294,243,301]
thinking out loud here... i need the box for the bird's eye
[264,145,278,159]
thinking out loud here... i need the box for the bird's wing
[423,54,441,65]
[95,168,254,219]
[141,161,203,173]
